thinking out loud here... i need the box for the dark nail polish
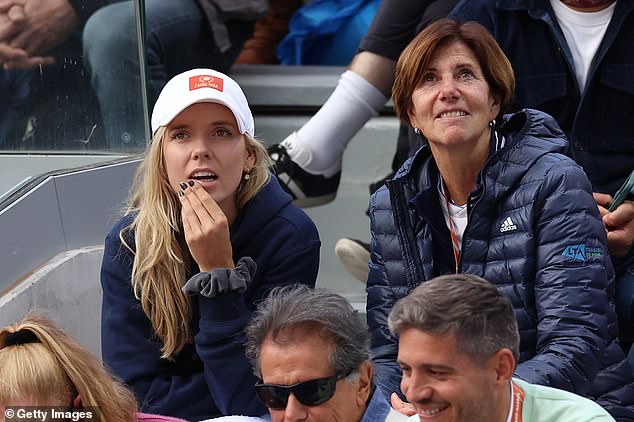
[178,190,184,197]
[180,182,187,190]
[188,180,195,187]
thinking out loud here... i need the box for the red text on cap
[189,75,224,92]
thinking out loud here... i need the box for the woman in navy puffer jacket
[368,19,634,420]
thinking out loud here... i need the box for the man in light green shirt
[388,274,615,422]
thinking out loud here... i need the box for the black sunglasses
[255,370,351,410]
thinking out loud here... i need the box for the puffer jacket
[367,109,634,419]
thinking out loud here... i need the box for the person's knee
[83,2,137,67]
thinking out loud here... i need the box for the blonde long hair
[121,127,271,359]
[0,314,137,422]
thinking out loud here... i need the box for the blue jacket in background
[100,175,320,421]
[451,0,634,196]
[367,109,634,420]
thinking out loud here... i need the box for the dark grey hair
[388,274,520,365]
[245,284,370,377]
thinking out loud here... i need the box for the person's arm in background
[0,0,108,69]
[0,0,50,67]
[0,1,23,40]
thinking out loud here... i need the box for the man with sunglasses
[244,284,407,422]
[388,274,622,422]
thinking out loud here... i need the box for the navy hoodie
[100,175,320,421]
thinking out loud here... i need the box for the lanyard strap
[442,180,461,273]
[510,381,525,422]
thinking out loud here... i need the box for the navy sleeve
[101,203,320,419]
[366,193,404,399]
[194,246,321,416]
[195,293,263,415]
[514,160,615,395]
[100,222,218,420]
[193,207,320,416]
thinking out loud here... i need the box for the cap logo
[189,75,224,92]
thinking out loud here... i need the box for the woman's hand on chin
[179,180,234,272]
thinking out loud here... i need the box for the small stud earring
[243,171,251,181]
[414,127,421,135]
[489,119,496,128]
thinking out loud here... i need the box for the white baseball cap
[151,68,255,136]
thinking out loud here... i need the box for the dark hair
[388,274,520,365]
[245,285,370,377]
[393,18,515,126]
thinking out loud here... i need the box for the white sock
[282,70,388,175]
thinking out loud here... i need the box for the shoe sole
[335,239,371,284]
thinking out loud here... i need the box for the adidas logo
[500,217,517,232]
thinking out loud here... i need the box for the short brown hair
[393,18,515,126]
[388,274,520,365]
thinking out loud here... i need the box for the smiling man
[245,285,407,422]
[388,274,617,422]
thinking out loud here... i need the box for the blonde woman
[0,314,184,422]
[100,69,320,420]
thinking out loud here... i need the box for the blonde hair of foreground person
[0,313,137,422]
[121,127,272,360]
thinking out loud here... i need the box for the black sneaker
[267,138,341,208]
